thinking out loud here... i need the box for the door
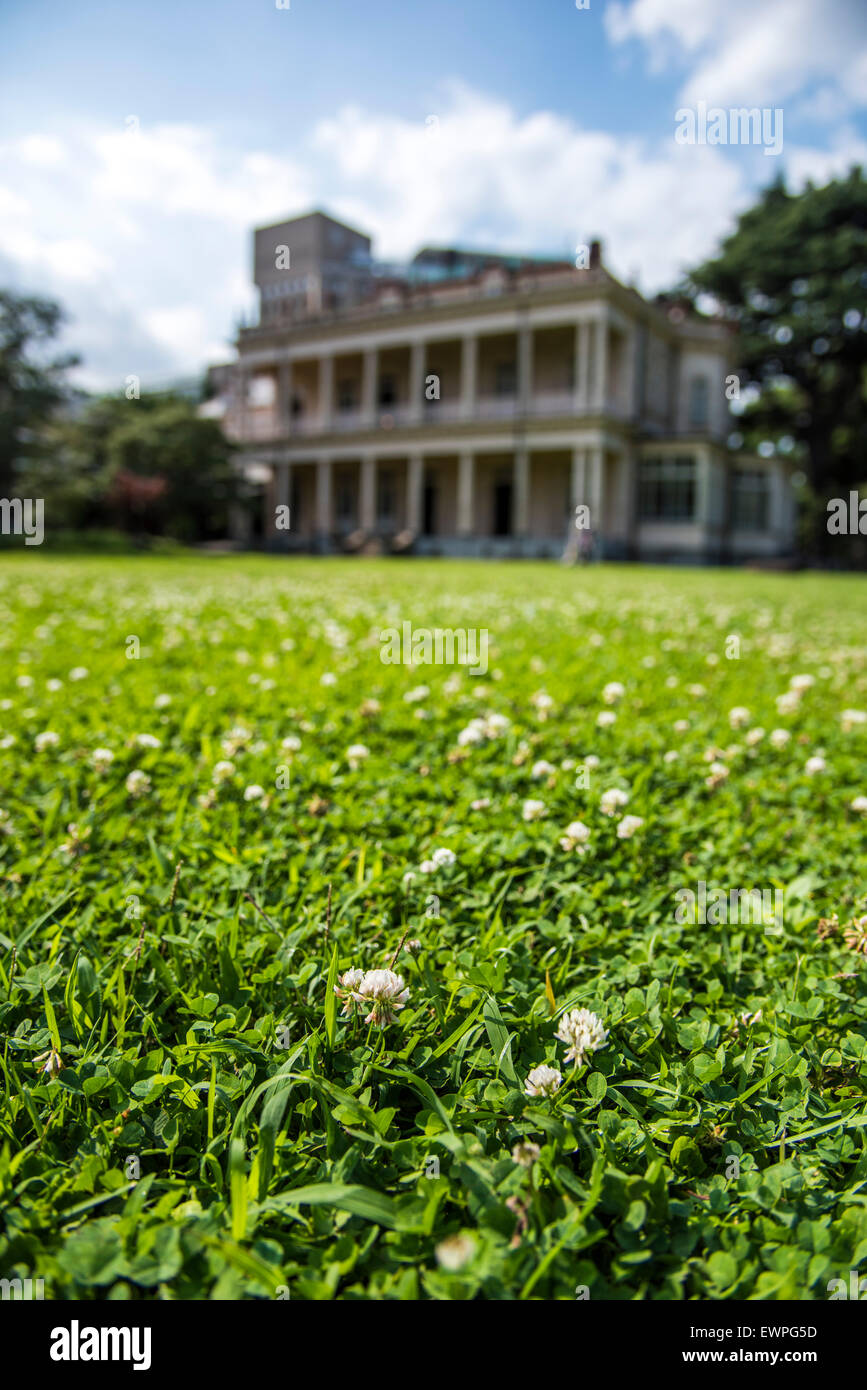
[422,482,437,536]
[493,481,513,536]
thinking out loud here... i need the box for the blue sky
[2,0,866,388]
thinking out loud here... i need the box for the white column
[570,448,587,512]
[409,340,425,424]
[316,458,332,536]
[587,446,603,535]
[319,356,334,430]
[361,348,378,425]
[407,454,424,533]
[457,452,474,536]
[276,460,291,509]
[513,448,530,535]
[277,361,293,435]
[593,316,608,412]
[360,457,376,530]
[461,335,478,419]
[517,325,533,415]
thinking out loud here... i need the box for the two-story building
[207,210,796,561]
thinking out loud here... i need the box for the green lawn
[1,555,866,1300]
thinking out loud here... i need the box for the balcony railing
[226,393,628,442]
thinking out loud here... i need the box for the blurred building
[208,209,795,561]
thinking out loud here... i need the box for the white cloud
[16,135,66,167]
[0,78,862,390]
[606,0,867,111]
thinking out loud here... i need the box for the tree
[0,291,78,495]
[99,393,239,541]
[683,168,867,552]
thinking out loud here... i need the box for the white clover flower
[673,719,689,733]
[220,724,251,756]
[531,759,555,779]
[0,736,14,749]
[841,709,867,732]
[333,967,365,1016]
[46,678,63,693]
[663,750,679,763]
[555,1008,608,1066]
[402,870,416,888]
[91,747,114,771]
[769,728,791,749]
[687,684,706,698]
[530,691,553,712]
[600,787,629,816]
[559,820,591,853]
[805,755,827,776]
[745,727,765,746]
[281,735,302,753]
[419,859,436,874]
[243,783,266,801]
[431,846,456,868]
[522,798,547,822]
[470,797,491,811]
[125,769,151,797]
[212,760,235,783]
[35,731,60,752]
[524,1064,562,1098]
[790,674,815,691]
[602,681,625,704]
[351,968,409,1027]
[511,1141,541,1168]
[561,758,576,771]
[616,814,644,839]
[484,713,511,736]
[665,675,679,689]
[16,674,33,688]
[320,672,337,686]
[154,693,172,709]
[596,710,616,728]
[403,685,430,703]
[457,720,485,746]
[729,706,750,729]
[135,733,162,749]
[0,809,14,835]
[705,761,729,789]
[346,743,370,769]
[584,754,600,769]
[776,690,801,715]
[69,667,88,681]
[435,1233,477,1271]
[850,796,867,815]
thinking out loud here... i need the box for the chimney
[589,239,602,270]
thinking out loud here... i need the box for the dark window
[495,362,517,397]
[377,469,396,526]
[337,379,357,411]
[336,472,354,524]
[639,456,696,522]
[688,377,710,429]
[731,468,770,530]
[378,375,397,408]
